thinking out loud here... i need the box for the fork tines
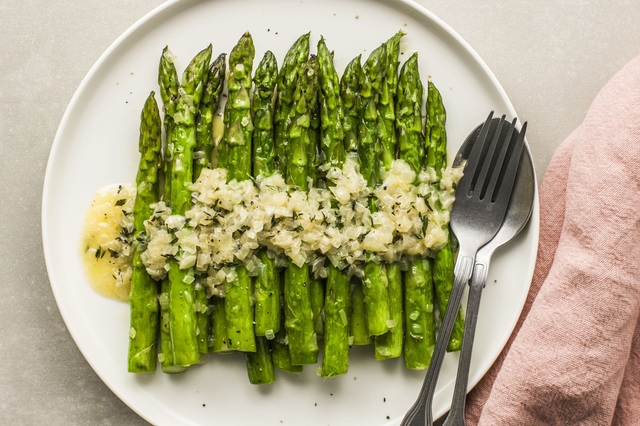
[459,112,527,204]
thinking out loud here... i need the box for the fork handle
[443,261,489,426]
[400,254,475,426]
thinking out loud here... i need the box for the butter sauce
[80,183,136,301]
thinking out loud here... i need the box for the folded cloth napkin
[465,55,640,425]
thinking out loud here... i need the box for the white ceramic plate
[42,0,539,424]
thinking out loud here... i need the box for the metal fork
[400,112,525,426]
[442,121,531,426]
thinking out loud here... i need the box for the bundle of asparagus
[125,31,464,384]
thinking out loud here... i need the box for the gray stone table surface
[2,0,639,424]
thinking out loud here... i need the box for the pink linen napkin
[465,55,640,425]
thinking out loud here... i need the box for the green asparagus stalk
[193,284,210,356]
[239,49,280,385]
[425,80,464,352]
[358,43,391,338]
[307,54,321,185]
[271,316,303,373]
[244,336,276,384]
[158,46,179,199]
[282,57,321,365]
[379,30,404,170]
[127,92,162,373]
[157,47,182,372]
[321,266,351,375]
[209,296,232,353]
[397,54,424,174]
[395,53,436,369]
[167,44,212,368]
[310,276,325,335]
[374,262,403,360]
[270,35,311,372]
[219,33,257,353]
[159,280,187,373]
[341,55,362,156]
[191,54,226,356]
[317,37,350,377]
[194,53,226,178]
[374,31,405,361]
[350,282,372,345]
[252,50,278,179]
[253,253,280,338]
[339,54,369,349]
[274,33,310,176]
[404,258,436,368]
[221,33,255,183]
[304,55,324,336]
[318,37,346,167]
[252,50,281,339]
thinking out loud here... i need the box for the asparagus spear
[350,283,372,345]
[271,317,303,373]
[191,53,226,356]
[219,32,256,353]
[244,336,276,384]
[317,37,346,167]
[252,50,281,339]
[221,33,255,183]
[425,80,464,352]
[274,33,310,176]
[167,44,212,368]
[341,55,362,157]
[158,46,179,199]
[339,55,370,348]
[282,57,320,365]
[241,50,281,385]
[403,258,435,369]
[127,92,162,373]
[270,34,311,372]
[307,55,321,186]
[317,37,350,377]
[194,53,226,178]
[252,51,278,179]
[395,53,436,369]
[397,54,424,175]
[209,296,232,353]
[374,262,403,360]
[379,30,404,170]
[358,43,391,338]
[156,48,185,372]
[309,274,325,335]
[374,31,405,361]
[304,55,325,336]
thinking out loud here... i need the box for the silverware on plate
[442,119,534,426]
[401,112,527,426]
